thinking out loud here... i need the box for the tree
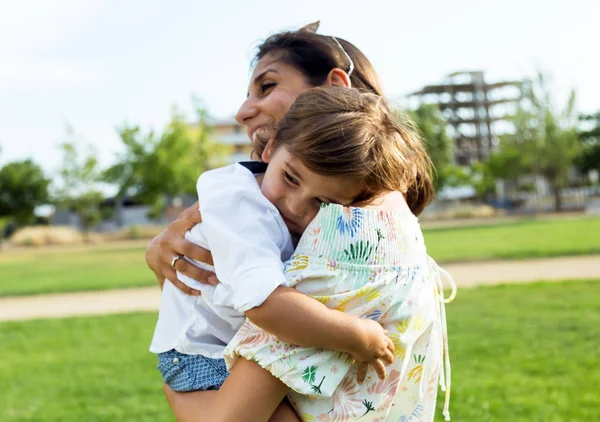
[0,159,50,225]
[104,103,228,219]
[478,141,533,201]
[577,111,600,175]
[54,136,105,242]
[406,104,454,191]
[502,73,580,211]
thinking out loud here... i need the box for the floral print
[224,204,455,421]
[336,207,363,237]
[334,286,380,312]
[330,376,363,421]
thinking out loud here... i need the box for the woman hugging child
[153,87,455,422]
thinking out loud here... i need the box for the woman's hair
[271,87,433,211]
[255,24,383,97]
[253,24,433,215]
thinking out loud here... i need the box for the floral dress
[223,204,455,421]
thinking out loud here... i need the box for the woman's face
[236,54,313,143]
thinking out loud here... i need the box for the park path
[1,255,599,322]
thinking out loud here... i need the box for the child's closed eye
[283,171,299,185]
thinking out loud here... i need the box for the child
[156,87,455,422]
[221,88,456,421]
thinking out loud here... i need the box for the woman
[146,23,443,421]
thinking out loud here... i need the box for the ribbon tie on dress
[427,256,457,421]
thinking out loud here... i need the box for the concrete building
[210,118,253,163]
[409,71,522,166]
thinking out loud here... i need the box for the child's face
[260,145,362,236]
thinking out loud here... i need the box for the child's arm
[246,285,394,380]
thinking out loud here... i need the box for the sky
[1,0,598,176]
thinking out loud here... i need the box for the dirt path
[1,255,598,322]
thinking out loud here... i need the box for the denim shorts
[157,349,229,392]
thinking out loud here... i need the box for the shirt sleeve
[196,166,291,313]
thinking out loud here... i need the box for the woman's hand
[350,318,395,383]
[145,201,219,295]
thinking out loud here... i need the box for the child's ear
[261,138,276,163]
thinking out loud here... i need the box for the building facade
[209,118,253,164]
[409,71,522,166]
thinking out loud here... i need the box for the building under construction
[409,71,522,166]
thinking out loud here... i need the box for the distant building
[51,194,197,230]
[209,118,253,164]
[409,71,522,166]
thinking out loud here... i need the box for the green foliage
[53,135,105,242]
[577,111,600,175]
[0,159,50,224]
[443,165,473,187]
[501,72,580,211]
[104,102,229,219]
[128,225,141,239]
[468,162,496,200]
[473,140,534,200]
[486,143,532,182]
[407,104,455,191]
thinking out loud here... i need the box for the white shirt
[150,162,294,358]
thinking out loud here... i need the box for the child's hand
[350,318,395,383]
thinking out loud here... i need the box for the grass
[0,245,151,296]
[1,280,599,421]
[423,216,600,262]
[0,216,598,297]
[0,313,170,422]
[434,279,600,421]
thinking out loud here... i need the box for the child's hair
[270,87,434,206]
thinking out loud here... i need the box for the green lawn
[0,246,151,296]
[1,216,598,297]
[0,312,169,422]
[423,216,600,262]
[1,280,598,421]
[435,279,600,421]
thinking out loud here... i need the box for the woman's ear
[261,138,276,163]
[325,68,351,89]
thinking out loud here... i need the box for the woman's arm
[246,286,394,380]
[145,201,218,295]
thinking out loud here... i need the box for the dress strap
[427,256,457,421]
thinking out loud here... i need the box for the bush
[129,225,141,239]
[421,203,500,221]
[101,225,165,242]
[10,226,102,247]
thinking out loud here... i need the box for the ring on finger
[171,255,184,270]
